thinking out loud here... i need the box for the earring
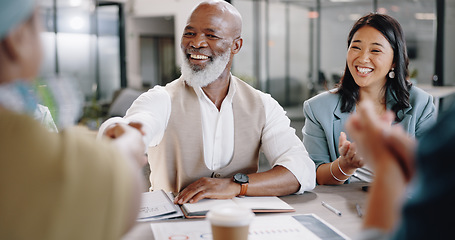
[388,68,395,79]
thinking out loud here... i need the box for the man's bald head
[190,0,242,39]
[181,0,244,87]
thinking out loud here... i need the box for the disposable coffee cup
[206,205,255,240]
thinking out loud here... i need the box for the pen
[356,203,363,217]
[321,201,342,216]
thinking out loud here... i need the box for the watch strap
[238,183,248,196]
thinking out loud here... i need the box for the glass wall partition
[377,0,436,85]
[39,0,125,104]
[446,0,455,87]
[319,0,373,90]
[97,4,122,102]
[231,0,441,107]
[233,0,313,105]
[38,0,126,128]
[37,0,451,114]
[57,0,98,101]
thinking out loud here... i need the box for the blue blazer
[302,86,436,169]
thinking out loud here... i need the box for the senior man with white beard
[98,0,315,204]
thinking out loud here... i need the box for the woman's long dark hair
[336,13,411,114]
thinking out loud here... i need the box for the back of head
[0,0,41,85]
[0,0,36,40]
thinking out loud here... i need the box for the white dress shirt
[98,79,316,193]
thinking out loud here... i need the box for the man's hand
[173,177,240,204]
[105,122,145,139]
[110,123,147,167]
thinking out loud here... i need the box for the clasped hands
[338,101,416,182]
[346,101,416,182]
[104,122,147,167]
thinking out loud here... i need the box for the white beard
[181,49,231,88]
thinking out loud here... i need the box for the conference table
[122,181,369,240]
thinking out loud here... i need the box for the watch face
[234,173,249,183]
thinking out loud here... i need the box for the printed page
[137,190,182,220]
[181,196,294,217]
[151,215,322,240]
[233,196,294,212]
[181,198,237,216]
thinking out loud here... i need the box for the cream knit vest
[147,76,265,193]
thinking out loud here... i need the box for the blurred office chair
[107,88,143,117]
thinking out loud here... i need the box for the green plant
[410,68,418,79]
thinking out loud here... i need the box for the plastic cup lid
[206,205,255,227]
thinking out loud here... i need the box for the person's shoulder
[1,110,46,137]
[303,90,341,119]
[61,127,125,165]
[162,78,192,98]
[164,78,184,88]
[409,85,430,95]
[0,111,62,168]
[408,85,433,103]
[305,89,340,107]
[136,82,171,100]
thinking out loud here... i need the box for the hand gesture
[346,101,416,181]
[338,132,364,172]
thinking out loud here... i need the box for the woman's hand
[338,132,364,174]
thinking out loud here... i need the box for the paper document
[137,190,183,221]
[181,196,294,218]
[354,166,374,183]
[150,214,349,240]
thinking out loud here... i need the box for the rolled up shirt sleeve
[260,93,316,193]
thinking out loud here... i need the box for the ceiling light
[415,13,436,20]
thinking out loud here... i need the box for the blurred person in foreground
[0,0,147,239]
[98,0,316,204]
[302,13,435,185]
[347,100,455,239]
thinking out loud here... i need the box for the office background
[37,0,455,124]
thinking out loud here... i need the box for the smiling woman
[301,13,436,186]
[347,26,395,93]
